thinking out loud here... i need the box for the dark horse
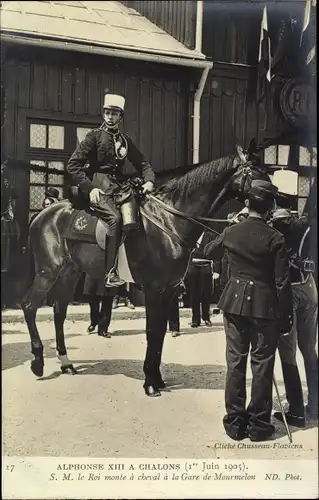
[21,146,273,396]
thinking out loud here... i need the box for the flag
[257,6,271,104]
[271,18,292,78]
[300,0,316,72]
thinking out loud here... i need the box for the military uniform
[188,231,214,327]
[203,191,293,441]
[66,94,155,286]
[274,211,318,421]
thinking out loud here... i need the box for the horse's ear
[235,144,246,163]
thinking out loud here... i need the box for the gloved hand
[142,181,154,194]
[89,188,104,204]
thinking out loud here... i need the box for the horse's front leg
[143,288,169,397]
[54,300,77,374]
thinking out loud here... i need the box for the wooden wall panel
[200,69,258,163]
[74,67,86,116]
[16,62,31,109]
[32,64,46,111]
[46,63,59,112]
[61,67,74,114]
[121,0,196,49]
[87,70,100,117]
[3,46,189,177]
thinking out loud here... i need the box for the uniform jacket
[67,126,155,195]
[192,231,215,266]
[203,216,293,320]
[278,216,316,284]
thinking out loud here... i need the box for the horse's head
[227,142,271,203]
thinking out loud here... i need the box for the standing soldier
[203,180,293,442]
[272,208,318,422]
[188,231,214,328]
[67,94,155,287]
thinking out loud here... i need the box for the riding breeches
[89,173,121,236]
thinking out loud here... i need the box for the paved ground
[2,308,318,459]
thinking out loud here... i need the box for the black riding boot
[104,231,125,287]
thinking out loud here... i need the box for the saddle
[63,178,143,245]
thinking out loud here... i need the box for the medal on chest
[113,133,128,160]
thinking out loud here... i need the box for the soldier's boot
[104,232,125,288]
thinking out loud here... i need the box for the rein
[141,191,225,250]
[140,162,253,247]
[144,174,235,239]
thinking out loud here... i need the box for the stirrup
[105,268,125,287]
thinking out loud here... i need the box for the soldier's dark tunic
[67,126,155,200]
[204,216,293,440]
[67,125,155,279]
[188,231,214,326]
[276,215,318,418]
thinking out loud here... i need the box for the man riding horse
[67,94,156,287]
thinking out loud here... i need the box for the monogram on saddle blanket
[62,179,143,283]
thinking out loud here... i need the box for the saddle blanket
[62,210,134,283]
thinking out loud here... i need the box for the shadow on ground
[37,358,227,391]
[109,326,222,337]
[2,334,81,371]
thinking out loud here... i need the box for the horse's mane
[155,154,237,202]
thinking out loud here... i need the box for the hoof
[98,331,111,338]
[61,364,77,375]
[144,385,161,397]
[171,331,181,338]
[31,359,44,378]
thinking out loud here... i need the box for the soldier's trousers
[223,313,280,440]
[167,293,180,332]
[188,262,212,324]
[90,173,122,273]
[278,275,318,416]
[89,296,113,333]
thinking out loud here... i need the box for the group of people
[15,93,318,442]
[202,180,317,441]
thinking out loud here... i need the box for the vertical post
[195,0,204,53]
[193,66,211,164]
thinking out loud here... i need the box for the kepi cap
[103,94,125,111]
[249,179,278,199]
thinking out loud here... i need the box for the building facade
[1,0,317,305]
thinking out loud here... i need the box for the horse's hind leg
[22,270,61,377]
[53,265,81,374]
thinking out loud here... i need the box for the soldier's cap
[272,208,292,220]
[249,179,278,199]
[103,94,125,111]
[45,187,60,199]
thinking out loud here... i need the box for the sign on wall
[280,78,316,128]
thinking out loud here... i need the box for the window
[30,123,65,150]
[298,175,315,216]
[76,127,92,145]
[264,145,290,167]
[28,160,65,221]
[26,120,98,221]
[299,146,317,167]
